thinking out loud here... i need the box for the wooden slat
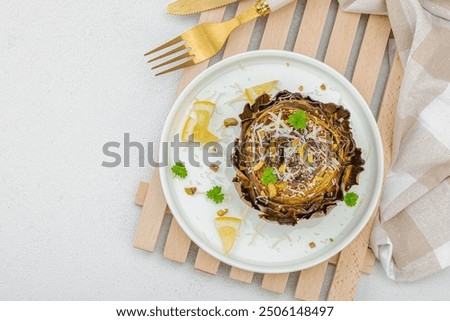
[163,219,191,262]
[134,181,149,206]
[262,273,290,294]
[351,15,391,104]
[294,250,374,300]
[328,229,371,300]
[329,250,375,274]
[328,49,402,301]
[293,0,332,56]
[259,1,297,50]
[361,248,377,274]
[328,253,340,265]
[323,8,361,74]
[162,7,228,264]
[295,261,328,300]
[133,169,167,251]
[163,218,192,263]
[194,249,221,275]
[195,0,257,274]
[229,267,254,283]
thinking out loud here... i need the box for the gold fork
[146,0,295,76]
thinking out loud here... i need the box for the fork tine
[151,52,193,70]
[144,36,183,56]
[147,45,186,63]
[155,60,196,76]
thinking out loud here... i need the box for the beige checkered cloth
[338,0,450,281]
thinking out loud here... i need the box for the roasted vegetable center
[232,90,364,226]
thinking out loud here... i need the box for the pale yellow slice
[214,216,241,254]
[193,100,216,113]
[244,80,279,104]
[181,100,218,143]
[181,115,196,141]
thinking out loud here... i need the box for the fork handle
[266,0,295,12]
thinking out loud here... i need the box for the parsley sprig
[288,110,308,130]
[206,186,225,204]
[261,167,277,185]
[344,192,359,207]
[171,162,188,179]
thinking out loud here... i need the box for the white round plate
[159,50,383,273]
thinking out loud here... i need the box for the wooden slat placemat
[133,0,403,300]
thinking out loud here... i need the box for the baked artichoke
[231,90,364,226]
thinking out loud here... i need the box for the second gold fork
[145,0,295,76]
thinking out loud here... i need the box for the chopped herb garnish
[206,186,225,204]
[344,192,359,207]
[171,162,188,179]
[329,237,334,243]
[261,167,277,185]
[288,110,308,130]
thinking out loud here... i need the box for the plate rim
[159,50,384,273]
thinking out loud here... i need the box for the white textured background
[1,0,449,300]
